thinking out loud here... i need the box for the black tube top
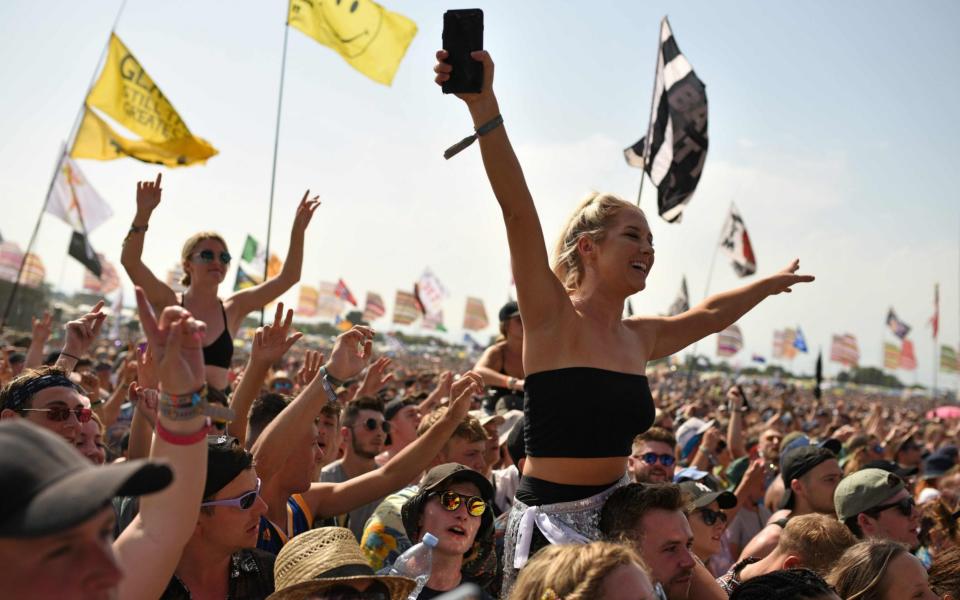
[523,367,655,458]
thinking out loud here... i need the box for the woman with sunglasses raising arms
[121,173,321,391]
[435,50,814,593]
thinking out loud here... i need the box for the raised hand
[129,382,159,428]
[136,173,163,215]
[766,259,815,295]
[62,300,107,358]
[291,190,321,235]
[356,356,395,399]
[250,303,302,367]
[296,349,324,388]
[446,371,484,422]
[31,311,53,344]
[135,286,205,395]
[434,49,496,105]
[79,371,100,399]
[136,344,159,390]
[325,325,375,382]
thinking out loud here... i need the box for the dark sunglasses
[271,380,294,391]
[697,508,728,526]
[434,490,487,517]
[192,249,232,265]
[314,581,391,600]
[359,418,390,433]
[641,452,676,467]
[201,477,261,510]
[869,496,916,518]
[20,406,92,423]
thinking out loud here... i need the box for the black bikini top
[523,367,655,458]
[180,296,234,369]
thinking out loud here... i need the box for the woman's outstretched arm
[120,173,177,310]
[435,50,568,331]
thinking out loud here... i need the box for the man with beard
[600,483,726,600]
[628,427,678,484]
[320,397,389,541]
[739,446,842,561]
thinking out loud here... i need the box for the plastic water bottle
[387,532,438,599]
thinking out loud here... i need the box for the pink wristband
[156,419,211,446]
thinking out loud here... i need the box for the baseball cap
[0,420,172,537]
[384,397,419,421]
[863,459,918,480]
[922,453,954,480]
[835,468,905,521]
[676,418,715,459]
[779,445,837,510]
[779,434,842,470]
[205,435,253,499]
[498,301,520,322]
[679,480,737,510]
[401,463,494,541]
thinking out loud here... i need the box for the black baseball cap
[0,420,172,537]
[205,435,253,499]
[863,459,919,480]
[779,445,837,510]
[498,301,520,322]
[401,463,494,541]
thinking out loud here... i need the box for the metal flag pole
[261,19,291,325]
[0,0,127,332]
[636,16,666,208]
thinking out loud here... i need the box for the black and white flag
[68,230,102,277]
[625,17,708,223]
[668,276,689,316]
[719,203,757,277]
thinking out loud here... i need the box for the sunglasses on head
[201,477,261,510]
[697,507,728,526]
[192,249,231,265]
[359,418,390,433]
[641,452,676,467]
[869,496,915,518]
[20,406,92,423]
[313,581,391,600]
[433,490,487,517]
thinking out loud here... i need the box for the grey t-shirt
[319,459,384,542]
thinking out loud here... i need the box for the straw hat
[268,527,416,600]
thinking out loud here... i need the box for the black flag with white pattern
[68,230,102,277]
[625,17,708,223]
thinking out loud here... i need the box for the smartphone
[736,384,751,412]
[442,9,484,94]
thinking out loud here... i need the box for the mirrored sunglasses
[192,249,232,265]
[434,490,486,517]
[20,406,92,423]
[201,477,261,510]
[697,508,728,526]
[641,452,675,467]
[360,418,390,433]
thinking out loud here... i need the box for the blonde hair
[180,231,228,286]
[552,192,642,291]
[826,539,906,600]
[777,513,857,576]
[511,542,649,600]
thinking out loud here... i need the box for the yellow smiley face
[317,0,384,58]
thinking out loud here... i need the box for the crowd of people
[0,48,958,600]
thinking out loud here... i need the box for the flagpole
[261,20,291,325]
[0,1,127,332]
[636,16,666,208]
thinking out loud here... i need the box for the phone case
[442,9,484,94]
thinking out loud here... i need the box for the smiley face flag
[289,0,417,85]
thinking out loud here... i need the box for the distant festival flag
[362,292,386,322]
[886,308,912,340]
[782,329,798,359]
[899,339,917,371]
[297,285,319,317]
[719,204,757,277]
[716,325,743,357]
[462,297,489,331]
[751,354,766,364]
[941,345,959,374]
[668,276,690,316]
[239,234,282,283]
[772,330,785,359]
[82,254,119,295]
[0,241,24,283]
[392,290,419,325]
[624,17,708,223]
[46,155,113,234]
[334,314,353,332]
[288,0,417,86]
[414,268,448,317]
[883,342,901,370]
[316,281,345,319]
[233,264,259,291]
[334,278,358,306]
[930,284,940,339]
[21,253,45,289]
[68,230,102,277]
[830,334,860,367]
[421,310,447,332]
[76,34,217,167]
[793,327,808,353]
[463,333,483,352]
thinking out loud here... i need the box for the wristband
[317,367,339,404]
[156,419,211,445]
[128,224,148,234]
[160,386,236,422]
[318,366,344,387]
[59,351,81,362]
[443,114,504,160]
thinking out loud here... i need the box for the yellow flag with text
[81,34,217,165]
[71,107,211,167]
[288,0,417,85]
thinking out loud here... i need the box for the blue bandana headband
[4,373,85,412]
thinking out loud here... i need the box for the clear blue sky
[0,1,957,386]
